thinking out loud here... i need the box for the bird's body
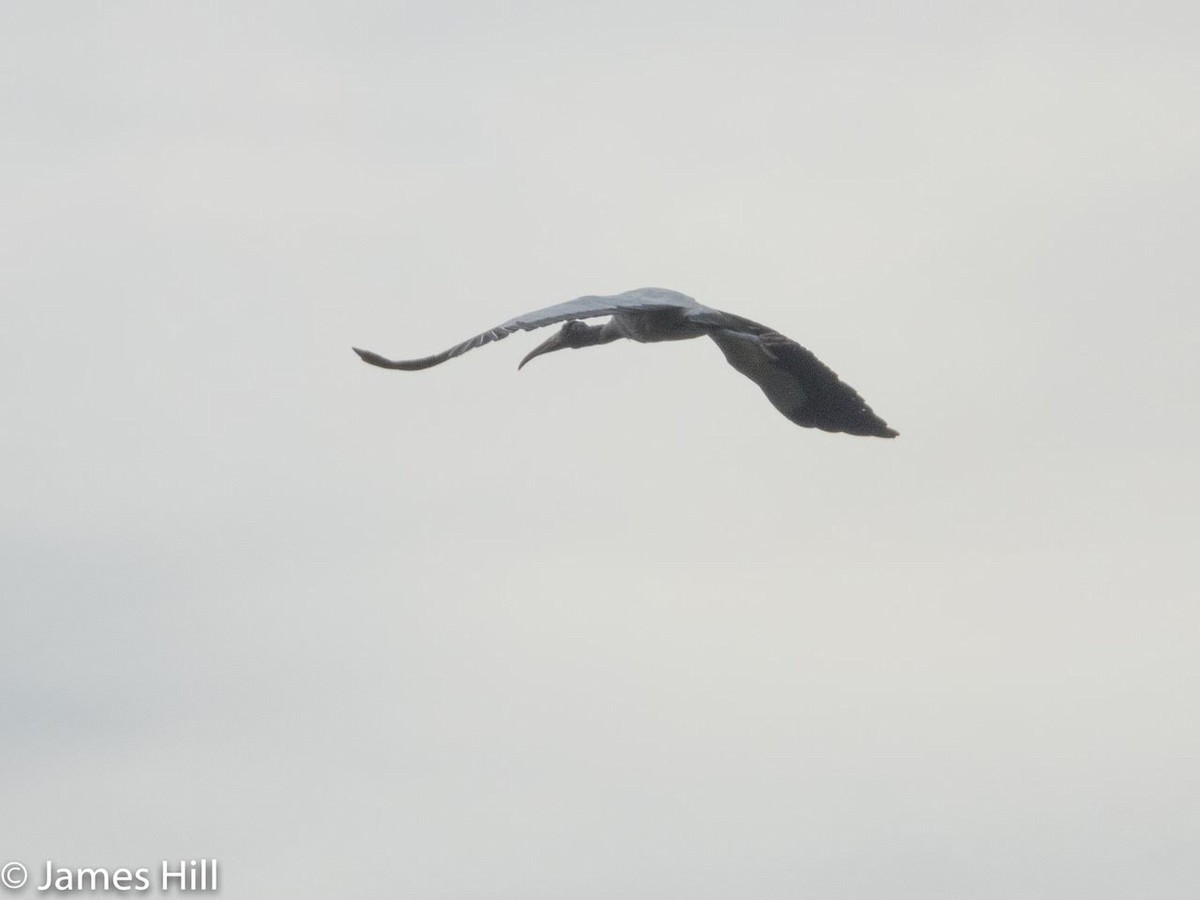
[603,304,707,345]
[354,287,897,438]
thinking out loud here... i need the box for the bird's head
[518,320,600,369]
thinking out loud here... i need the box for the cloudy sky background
[2,2,1197,897]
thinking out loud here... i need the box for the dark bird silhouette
[354,287,896,438]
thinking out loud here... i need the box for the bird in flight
[353,287,896,438]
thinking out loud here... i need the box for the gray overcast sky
[2,2,1197,897]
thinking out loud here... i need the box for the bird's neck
[595,319,626,345]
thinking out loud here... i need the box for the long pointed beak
[518,331,569,370]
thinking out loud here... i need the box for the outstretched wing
[688,308,897,438]
[353,287,699,370]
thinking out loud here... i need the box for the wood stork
[353,287,897,437]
